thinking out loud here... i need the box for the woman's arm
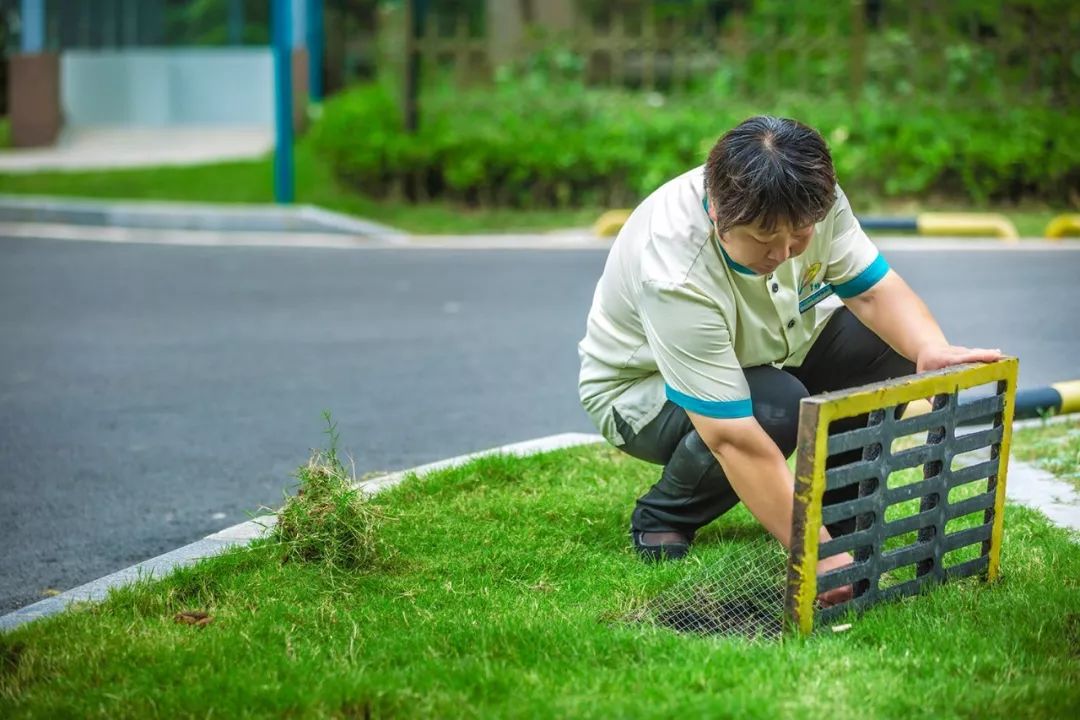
[841,269,1002,372]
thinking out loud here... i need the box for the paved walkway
[0,126,273,173]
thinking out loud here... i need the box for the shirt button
[771,283,779,293]
[787,319,796,329]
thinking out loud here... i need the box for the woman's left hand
[916,344,1003,374]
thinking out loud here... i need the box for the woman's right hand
[816,551,855,607]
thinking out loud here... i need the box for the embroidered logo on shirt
[798,262,822,296]
[797,261,834,313]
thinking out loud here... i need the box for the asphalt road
[1,236,1078,613]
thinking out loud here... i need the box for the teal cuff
[833,254,890,298]
[665,385,753,418]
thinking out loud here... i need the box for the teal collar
[718,243,758,276]
[702,195,758,276]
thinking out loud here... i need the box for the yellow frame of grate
[785,358,1018,636]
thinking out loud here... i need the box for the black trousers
[615,307,915,539]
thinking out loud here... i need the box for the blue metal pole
[291,0,306,48]
[307,0,324,102]
[20,0,45,53]
[273,0,295,204]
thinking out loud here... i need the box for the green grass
[0,118,10,150]
[273,414,386,573]
[0,141,602,235]
[1013,417,1080,491]
[2,437,1078,718]
[0,139,1070,237]
[1005,211,1062,239]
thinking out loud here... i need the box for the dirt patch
[174,610,214,628]
[0,638,25,677]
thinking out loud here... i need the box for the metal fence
[408,0,1078,105]
[4,0,1074,104]
[0,0,269,49]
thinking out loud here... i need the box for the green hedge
[310,78,1080,209]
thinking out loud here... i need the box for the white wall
[61,48,274,128]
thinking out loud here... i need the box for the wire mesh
[637,534,789,640]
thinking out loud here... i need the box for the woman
[577,116,1000,605]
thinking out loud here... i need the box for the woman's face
[710,208,815,275]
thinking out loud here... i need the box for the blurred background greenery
[1,0,1077,224]
[314,0,1079,215]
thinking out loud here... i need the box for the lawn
[2,430,1078,718]
[0,140,1066,238]
[0,141,602,236]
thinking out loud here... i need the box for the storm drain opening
[639,534,788,641]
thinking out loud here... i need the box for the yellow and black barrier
[592,209,633,237]
[1045,215,1080,239]
[594,210,1023,240]
[916,213,1019,241]
[902,379,1080,422]
[860,213,1019,240]
[785,359,1018,636]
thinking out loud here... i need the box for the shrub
[309,79,1080,209]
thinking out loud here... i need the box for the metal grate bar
[943,524,993,551]
[955,394,1005,422]
[943,556,990,580]
[889,443,947,471]
[878,542,935,571]
[817,563,872,593]
[884,478,942,504]
[952,426,1003,454]
[950,460,998,484]
[818,528,875,558]
[825,460,881,491]
[945,492,997,519]
[881,509,939,538]
[820,495,878,526]
[827,426,881,455]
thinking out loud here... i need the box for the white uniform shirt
[577,165,889,446]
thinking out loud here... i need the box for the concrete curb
[0,195,407,240]
[4,220,1080,252]
[0,221,614,251]
[0,221,409,249]
[871,237,1080,251]
[0,433,603,632]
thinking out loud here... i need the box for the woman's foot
[631,530,692,561]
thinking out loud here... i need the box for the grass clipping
[273,414,385,572]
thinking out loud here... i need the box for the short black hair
[704,116,836,234]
